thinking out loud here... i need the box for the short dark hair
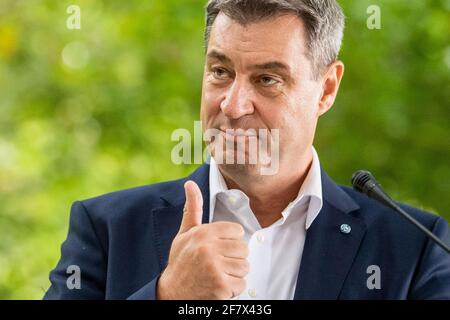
[204,0,345,78]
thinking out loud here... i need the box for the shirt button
[248,288,257,298]
[256,233,265,243]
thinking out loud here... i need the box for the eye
[212,67,230,79]
[259,76,279,86]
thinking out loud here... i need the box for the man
[44,0,450,299]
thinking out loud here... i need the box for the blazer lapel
[294,170,367,299]
[151,164,366,299]
[151,163,211,270]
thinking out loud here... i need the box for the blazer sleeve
[408,217,450,299]
[126,276,161,300]
[44,201,162,300]
[43,201,108,299]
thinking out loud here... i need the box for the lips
[219,128,259,137]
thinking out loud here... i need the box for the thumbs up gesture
[156,181,249,299]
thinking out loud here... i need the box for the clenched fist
[156,180,249,299]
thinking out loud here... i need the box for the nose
[220,79,255,120]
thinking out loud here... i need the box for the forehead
[208,12,308,65]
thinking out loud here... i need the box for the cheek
[278,92,317,141]
[288,82,321,120]
[201,83,223,126]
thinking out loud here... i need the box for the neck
[218,150,313,228]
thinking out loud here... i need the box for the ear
[317,60,344,117]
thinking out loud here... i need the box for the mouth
[218,127,259,138]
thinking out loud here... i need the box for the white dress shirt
[208,146,323,300]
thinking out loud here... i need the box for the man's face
[201,12,339,176]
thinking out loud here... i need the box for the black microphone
[351,170,450,254]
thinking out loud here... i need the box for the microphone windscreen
[351,170,373,193]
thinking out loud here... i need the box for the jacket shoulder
[339,185,442,229]
[78,177,185,222]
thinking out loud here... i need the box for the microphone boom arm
[352,170,450,254]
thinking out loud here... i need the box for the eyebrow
[206,50,232,64]
[248,61,290,73]
[207,50,290,71]
[206,49,294,83]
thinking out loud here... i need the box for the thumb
[179,180,203,234]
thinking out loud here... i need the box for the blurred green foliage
[0,0,448,299]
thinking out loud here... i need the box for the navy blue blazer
[44,163,450,299]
